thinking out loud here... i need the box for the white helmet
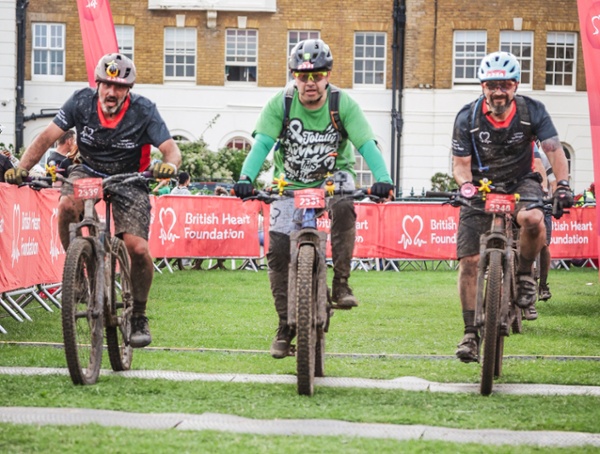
[478,51,521,83]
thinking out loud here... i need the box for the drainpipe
[15,0,29,153]
[390,0,405,195]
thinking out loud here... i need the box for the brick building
[0,0,593,193]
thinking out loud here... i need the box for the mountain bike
[247,179,386,396]
[427,183,549,395]
[48,172,152,385]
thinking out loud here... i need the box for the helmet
[94,53,136,87]
[288,39,333,72]
[478,51,521,82]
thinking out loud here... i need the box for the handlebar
[238,187,386,204]
[425,190,557,215]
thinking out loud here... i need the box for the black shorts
[457,176,544,259]
[61,165,151,240]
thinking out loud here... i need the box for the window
[115,25,134,61]
[226,29,257,83]
[226,137,252,151]
[354,32,386,86]
[453,30,486,85]
[546,32,577,90]
[164,27,196,80]
[500,31,533,87]
[287,31,320,81]
[32,23,65,80]
[354,151,374,188]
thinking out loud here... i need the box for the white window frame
[545,32,577,92]
[453,30,487,87]
[500,31,533,90]
[354,150,374,188]
[225,29,258,85]
[226,137,252,151]
[32,23,65,81]
[115,25,135,61]
[287,30,320,81]
[353,32,386,88]
[164,27,196,82]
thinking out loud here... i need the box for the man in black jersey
[5,53,182,348]
[450,51,572,363]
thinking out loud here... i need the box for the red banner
[148,196,263,258]
[77,0,119,87]
[0,186,597,293]
[577,0,600,268]
[0,185,65,293]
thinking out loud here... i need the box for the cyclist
[451,51,572,363]
[4,53,182,348]
[233,39,394,359]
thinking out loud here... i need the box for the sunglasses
[483,80,516,92]
[293,71,329,83]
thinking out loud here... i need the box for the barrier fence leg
[0,296,24,323]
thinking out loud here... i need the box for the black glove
[552,185,574,219]
[370,182,395,198]
[4,167,29,185]
[233,176,254,200]
[152,161,177,179]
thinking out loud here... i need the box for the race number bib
[484,193,515,213]
[294,188,326,209]
[73,178,103,200]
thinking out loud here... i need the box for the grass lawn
[0,266,598,452]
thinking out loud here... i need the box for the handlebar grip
[425,191,456,198]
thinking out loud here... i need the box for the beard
[100,96,125,116]
[487,95,512,116]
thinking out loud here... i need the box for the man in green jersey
[234,39,394,359]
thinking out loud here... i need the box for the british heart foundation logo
[398,215,427,249]
[585,2,600,49]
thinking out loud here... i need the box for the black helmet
[288,39,333,72]
[94,53,136,87]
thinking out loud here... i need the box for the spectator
[152,178,172,195]
[170,172,192,195]
[47,130,76,167]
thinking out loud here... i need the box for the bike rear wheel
[106,237,134,371]
[480,250,502,396]
[61,238,103,385]
[296,245,317,396]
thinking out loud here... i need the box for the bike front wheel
[106,237,133,371]
[480,250,502,396]
[296,245,317,396]
[61,238,104,385]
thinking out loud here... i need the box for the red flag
[76,0,119,87]
[576,0,600,274]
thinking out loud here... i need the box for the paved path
[1,367,599,448]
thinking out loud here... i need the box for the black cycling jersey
[53,88,172,175]
[451,95,558,184]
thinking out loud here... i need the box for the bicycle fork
[475,215,510,330]
[287,228,329,330]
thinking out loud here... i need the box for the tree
[430,172,458,192]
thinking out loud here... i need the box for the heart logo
[479,131,491,144]
[49,208,63,262]
[399,215,427,249]
[158,207,180,245]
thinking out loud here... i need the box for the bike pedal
[289,344,296,356]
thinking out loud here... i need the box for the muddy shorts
[269,170,356,235]
[61,165,152,240]
[457,176,544,259]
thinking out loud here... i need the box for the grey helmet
[94,53,136,87]
[288,39,333,72]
